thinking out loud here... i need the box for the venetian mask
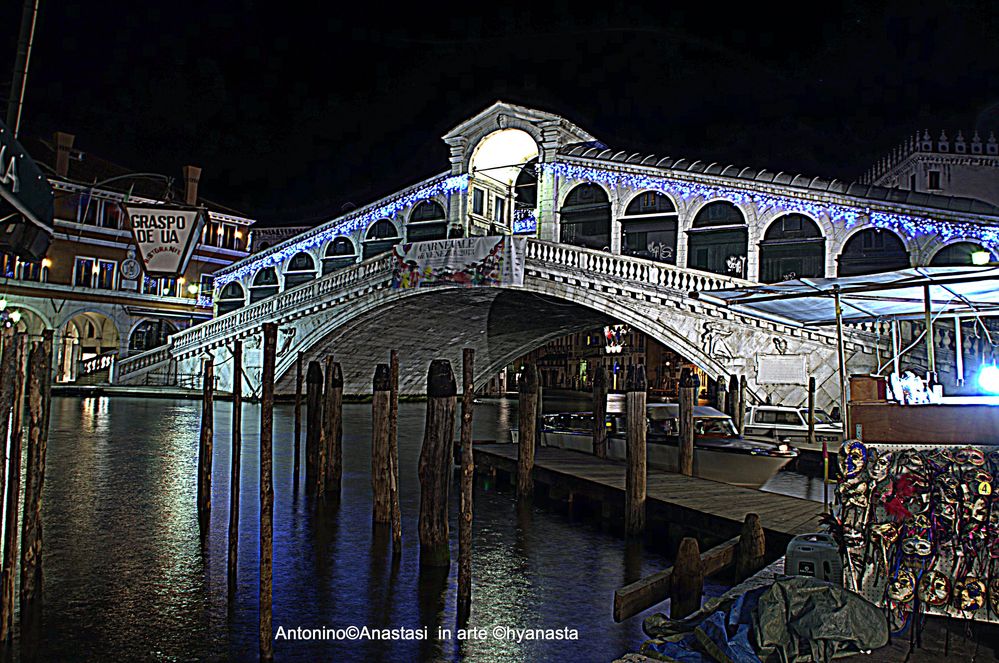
[888,570,916,603]
[955,447,986,467]
[954,576,986,611]
[840,440,867,478]
[918,570,951,606]
[870,450,893,482]
[871,522,899,545]
[990,578,999,613]
[966,469,993,497]
[938,476,959,503]
[901,536,933,559]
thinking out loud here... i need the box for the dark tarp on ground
[641,577,888,663]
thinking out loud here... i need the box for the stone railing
[115,345,172,379]
[525,240,751,295]
[79,350,117,377]
[169,253,396,356]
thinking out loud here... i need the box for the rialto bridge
[113,102,999,403]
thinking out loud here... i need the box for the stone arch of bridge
[271,278,728,395]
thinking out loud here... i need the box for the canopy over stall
[690,265,999,432]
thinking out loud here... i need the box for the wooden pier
[473,444,824,554]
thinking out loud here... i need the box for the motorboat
[512,403,797,489]
[743,404,843,455]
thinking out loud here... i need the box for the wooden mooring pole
[0,333,25,641]
[198,357,215,535]
[670,537,703,619]
[305,360,323,494]
[418,359,456,567]
[735,513,766,582]
[678,369,698,477]
[715,375,728,416]
[727,374,739,421]
[737,375,747,434]
[371,364,392,524]
[388,351,402,555]
[227,339,243,595]
[259,323,277,661]
[324,359,344,501]
[293,351,303,490]
[458,348,475,625]
[516,364,538,500]
[625,365,647,536]
[20,330,53,627]
[592,364,608,459]
[0,328,16,514]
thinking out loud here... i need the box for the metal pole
[890,318,901,378]
[954,316,964,385]
[6,0,41,138]
[834,289,850,438]
[923,284,936,383]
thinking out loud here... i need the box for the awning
[690,266,999,327]
[0,118,54,235]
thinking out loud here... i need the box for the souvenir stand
[693,266,999,633]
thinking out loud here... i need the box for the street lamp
[972,250,991,265]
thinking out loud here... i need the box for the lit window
[141,276,159,295]
[96,260,116,290]
[161,278,178,298]
[221,224,237,250]
[74,257,95,288]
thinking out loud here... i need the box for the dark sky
[4,2,999,225]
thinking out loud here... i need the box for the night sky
[3,2,999,225]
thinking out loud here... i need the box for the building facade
[2,132,255,383]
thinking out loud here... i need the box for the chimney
[54,131,75,177]
[182,165,202,205]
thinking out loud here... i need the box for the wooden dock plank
[475,444,825,540]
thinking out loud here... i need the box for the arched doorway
[620,192,678,264]
[759,214,825,282]
[362,219,401,259]
[468,128,539,234]
[406,201,448,242]
[217,282,246,314]
[687,201,748,277]
[322,237,357,275]
[930,242,993,266]
[284,251,318,289]
[560,184,612,251]
[837,229,910,276]
[58,311,120,383]
[129,319,178,353]
[250,267,279,303]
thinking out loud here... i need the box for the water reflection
[31,395,813,661]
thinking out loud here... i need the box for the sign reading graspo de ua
[123,203,206,278]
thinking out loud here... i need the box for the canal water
[30,395,820,661]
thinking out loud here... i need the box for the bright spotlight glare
[978,364,999,394]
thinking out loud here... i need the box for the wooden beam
[613,535,739,622]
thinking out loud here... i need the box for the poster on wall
[757,354,806,384]
[391,236,526,289]
[122,203,206,277]
[838,440,999,632]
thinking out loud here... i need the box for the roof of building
[558,142,999,216]
[21,135,252,219]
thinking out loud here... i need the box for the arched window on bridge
[930,242,993,266]
[560,184,611,251]
[758,214,825,283]
[513,158,538,234]
[687,201,748,278]
[284,252,317,289]
[249,267,279,303]
[362,219,401,259]
[217,282,246,314]
[129,319,178,353]
[621,192,678,264]
[322,237,357,275]
[837,228,910,276]
[406,201,448,242]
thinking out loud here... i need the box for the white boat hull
[511,430,791,489]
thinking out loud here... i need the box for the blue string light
[513,209,537,234]
[214,174,469,288]
[543,162,999,249]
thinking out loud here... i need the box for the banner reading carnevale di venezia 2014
[122,203,206,278]
[391,236,526,289]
